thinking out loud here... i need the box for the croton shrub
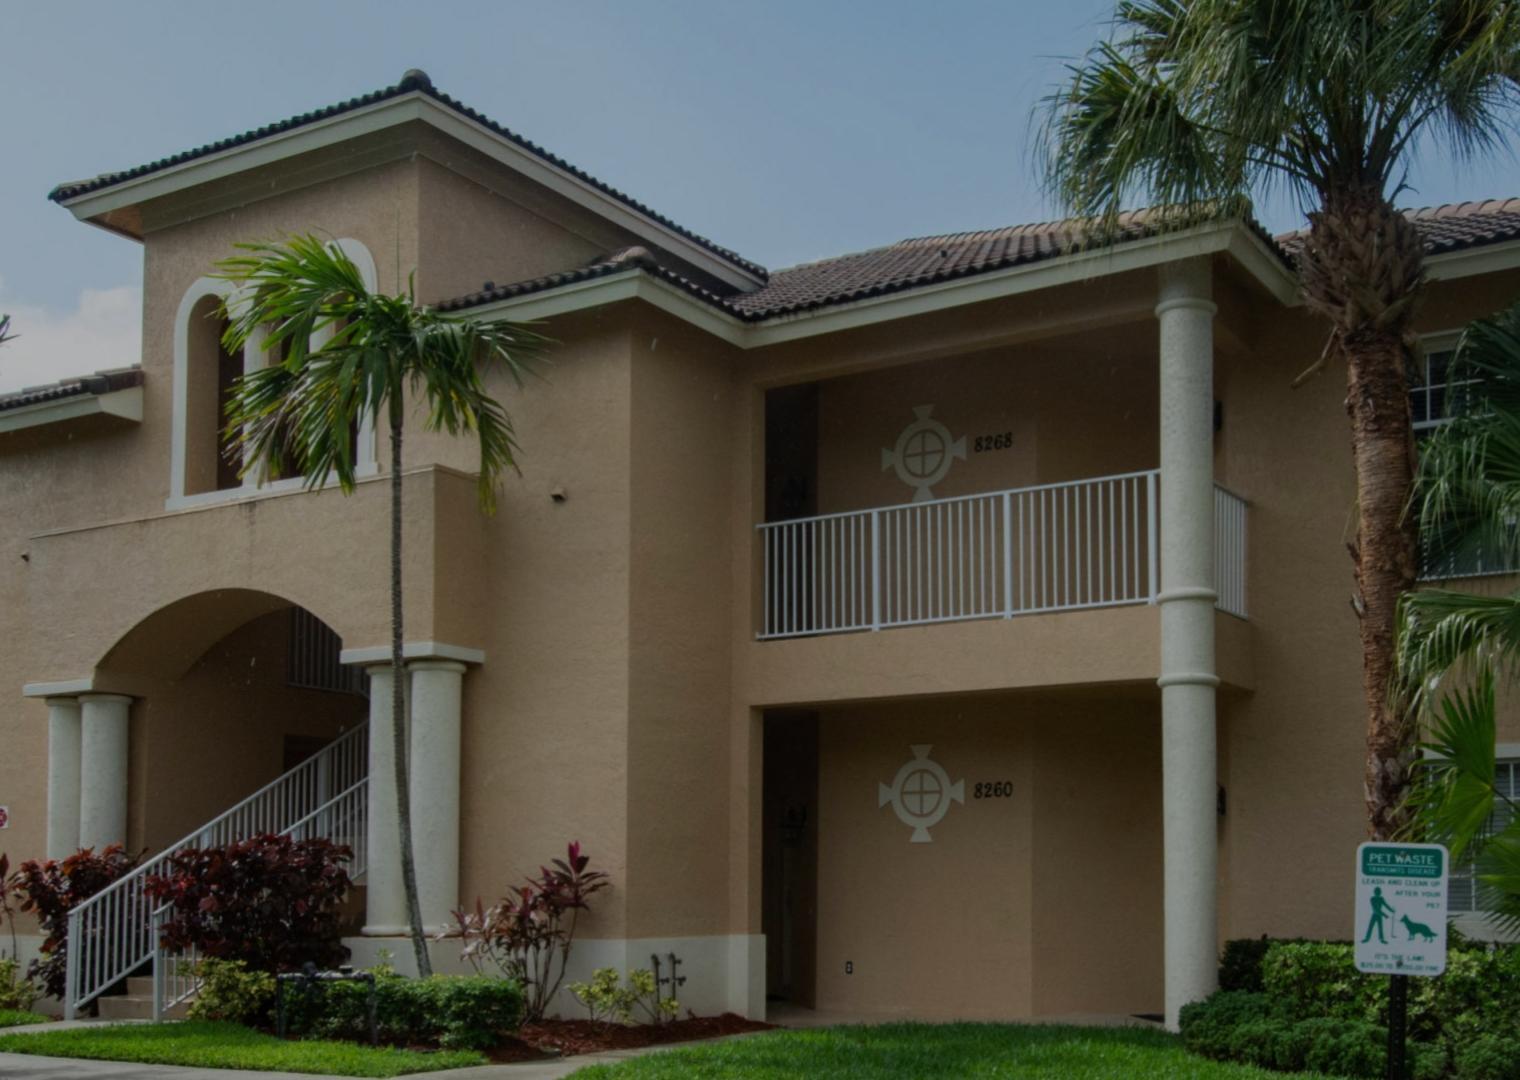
[144,834,352,972]
[442,841,608,1022]
[12,844,141,1000]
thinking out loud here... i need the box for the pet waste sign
[1354,842,1448,976]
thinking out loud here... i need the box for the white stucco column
[361,663,408,936]
[45,698,83,860]
[408,660,464,932]
[77,694,131,851]
[1156,258,1220,1029]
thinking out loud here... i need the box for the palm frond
[215,233,551,508]
[1042,0,1520,224]
[1396,588,1520,707]
[1411,667,1498,860]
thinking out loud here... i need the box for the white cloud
[0,278,142,395]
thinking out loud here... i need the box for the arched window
[168,239,380,509]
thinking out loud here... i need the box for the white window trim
[167,239,379,511]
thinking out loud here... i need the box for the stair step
[96,994,191,1021]
[125,976,154,996]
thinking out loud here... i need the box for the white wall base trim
[344,932,767,1020]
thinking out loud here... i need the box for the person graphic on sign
[1362,885,1396,944]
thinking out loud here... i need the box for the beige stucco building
[3,70,1518,1028]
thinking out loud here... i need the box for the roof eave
[1425,236,1520,281]
[465,218,1302,347]
[55,92,767,293]
[0,385,144,435]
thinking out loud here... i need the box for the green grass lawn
[569,1023,1338,1079]
[0,1010,48,1028]
[0,1020,485,1076]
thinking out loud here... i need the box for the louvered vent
[288,607,366,696]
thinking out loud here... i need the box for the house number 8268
[973,781,1012,799]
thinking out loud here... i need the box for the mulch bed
[487,1013,774,1063]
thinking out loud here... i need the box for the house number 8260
[973,781,1012,799]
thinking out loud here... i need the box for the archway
[93,589,368,854]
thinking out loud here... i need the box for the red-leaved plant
[143,834,352,973]
[14,844,141,1000]
[441,842,608,1021]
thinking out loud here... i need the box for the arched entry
[42,589,367,858]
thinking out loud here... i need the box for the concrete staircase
[95,977,191,1021]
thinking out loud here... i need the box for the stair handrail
[152,775,371,1018]
[63,721,369,1019]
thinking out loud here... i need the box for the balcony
[756,469,1247,640]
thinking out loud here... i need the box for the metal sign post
[1353,842,1449,1080]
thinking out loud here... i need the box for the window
[1449,757,1518,914]
[1411,333,1513,579]
[169,239,380,510]
[1411,342,1479,436]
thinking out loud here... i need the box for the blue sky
[2,0,1516,392]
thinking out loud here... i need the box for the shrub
[12,844,140,1000]
[567,967,679,1026]
[1219,937,1275,993]
[144,834,351,973]
[1414,1042,1452,1080]
[303,971,523,1051]
[1297,1017,1385,1079]
[442,841,607,1022]
[186,959,276,1027]
[1260,941,1379,1024]
[1453,1035,1520,1080]
[0,958,37,1013]
[1178,990,1274,1059]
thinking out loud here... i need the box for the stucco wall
[810,692,1163,1020]
[1217,267,1520,942]
[625,309,739,939]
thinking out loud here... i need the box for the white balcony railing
[757,470,1248,639]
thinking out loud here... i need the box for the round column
[77,694,131,851]
[45,698,83,860]
[1156,257,1220,1029]
[408,660,464,932]
[361,663,408,936]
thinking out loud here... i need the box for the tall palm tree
[217,235,550,977]
[1044,0,1520,839]
[1398,300,1520,931]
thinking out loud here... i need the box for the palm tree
[216,235,550,977]
[1044,0,1520,839]
[1398,301,1520,930]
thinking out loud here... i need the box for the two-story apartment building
[3,70,1518,1029]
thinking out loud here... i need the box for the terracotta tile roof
[1275,197,1520,257]
[448,197,1520,325]
[47,70,765,281]
[0,367,143,414]
[1405,197,1520,254]
[443,208,1285,321]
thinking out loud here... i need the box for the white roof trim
[0,385,142,435]
[1426,237,1520,281]
[57,92,763,293]
[466,219,1303,347]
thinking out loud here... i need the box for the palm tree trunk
[390,401,433,977]
[1300,189,1425,841]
